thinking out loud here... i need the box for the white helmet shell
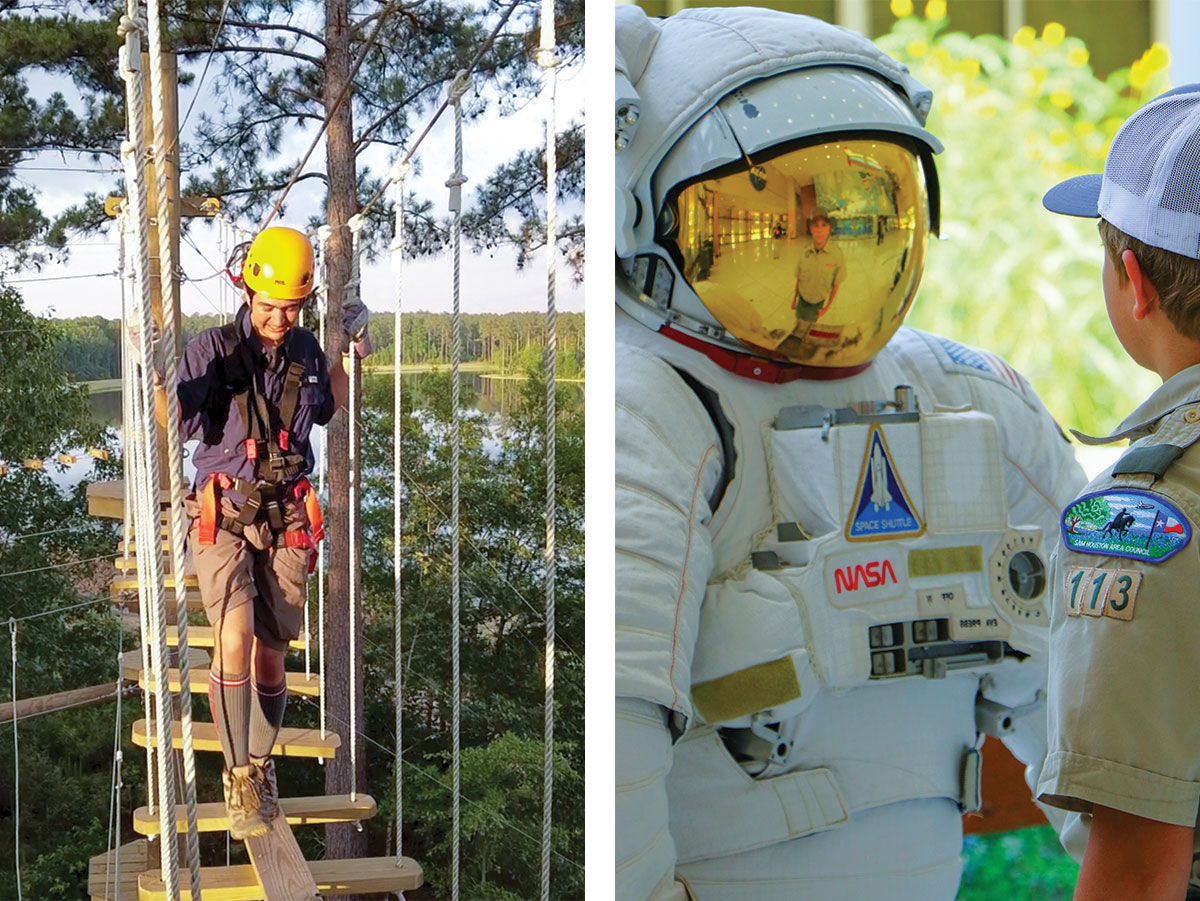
[615,6,944,369]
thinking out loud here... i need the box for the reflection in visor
[663,140,929,368]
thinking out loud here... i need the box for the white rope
[9,618,21,901]
[144,0,203,883]
[117,9,181,895]
[120,208,158,826]
[317,224,331,758]
[446,70,469,901]
[347,212,364,803]
[389,159,410,867]
[538,3,558,895]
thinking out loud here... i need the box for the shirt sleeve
[176,333,216,440]
[1038,487,1200,826]
[313,347,336,426]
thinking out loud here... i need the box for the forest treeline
[57,310,585,381]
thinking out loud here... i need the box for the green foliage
[346,367,585,899]
[1066,494,1111,529]
[960,826,1079,900]
[0,286,106,460]
[876,14,1169,434]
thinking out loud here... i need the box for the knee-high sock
[208,670,251,768]
[249,679,288,760]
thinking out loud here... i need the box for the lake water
[64,370,581,490]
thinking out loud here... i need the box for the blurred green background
[628,0,1181,898]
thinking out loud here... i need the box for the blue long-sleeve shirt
[176,308,335,492]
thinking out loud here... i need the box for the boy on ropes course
[156,225,370,839]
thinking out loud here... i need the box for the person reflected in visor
[791,206,845,323]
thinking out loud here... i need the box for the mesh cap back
[1044,84,1200,260]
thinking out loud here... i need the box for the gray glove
[342,298,372,358]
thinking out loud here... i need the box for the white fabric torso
[615,302,1085,898]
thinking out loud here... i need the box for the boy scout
[1037,85,1200,899]
[159,226,370,838]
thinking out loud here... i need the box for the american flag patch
[931,336,1032,403]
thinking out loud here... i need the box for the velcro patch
[1060,489,1191,563]
[1064,565,1141,620]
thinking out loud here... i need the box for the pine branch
[210,44,324,67]
[171,14,328,49]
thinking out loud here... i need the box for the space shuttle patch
[846,425,925,542]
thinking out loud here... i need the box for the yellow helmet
[241,227,314,300]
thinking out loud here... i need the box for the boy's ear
[1122,249,1160,321]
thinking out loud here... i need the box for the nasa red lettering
[834,559,898,593]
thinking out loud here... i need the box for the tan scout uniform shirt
[793,238,845,306]
[1039,364,1200,840]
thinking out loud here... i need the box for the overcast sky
[8,9,585,321]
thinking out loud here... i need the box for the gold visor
[662,139,930,368]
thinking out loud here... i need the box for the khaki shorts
[185,494,311,652]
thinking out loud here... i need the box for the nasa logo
[824,548,908,609]
[833,559,899,594]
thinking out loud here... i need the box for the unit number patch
[1064,566,1141,621]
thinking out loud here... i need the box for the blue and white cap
[1043,84,1200,260]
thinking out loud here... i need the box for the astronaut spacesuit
[613,7,1088,900]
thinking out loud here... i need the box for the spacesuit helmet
[616,6,943,374]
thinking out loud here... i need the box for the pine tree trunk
[323,0,368,865]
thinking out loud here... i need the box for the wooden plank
[112,574,200,592]
[132,794,377,836]
[88,480,173,520]
[88,839,149,901]
[138,856,423,900]
[134,667,320,698]
[245,816,320,901]
[166,625,309,652]
[115,588,206,613]
[132,719,340,759]
[0,682,128,725]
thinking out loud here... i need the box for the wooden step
[137,855,423,900]
[132,794,376,836]
[131,666,320,698]
[166,625,309,652]
[132,720,340,759]
[112,574,200,593]
[113,587,205,612]
[88,838,149,901]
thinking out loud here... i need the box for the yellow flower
[960,57,981,78]
[1145,43,1170,71]
[925,0,946,18]
[1103,116,1123,135]
[1067,47,1090,67]
[1130,58,1149,90]
[1013,25,1036,48]
[1050,128,1070,146]
[1042,22,1066,46]
[978,104,998,117]
[1073,120,1095,138]
[906,40,928,58]
[1050,91,1073,109]
[890,0,914,17]
[1030,66,1048,84]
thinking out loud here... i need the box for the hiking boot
[251,755,280,822]
[221,764,270,840]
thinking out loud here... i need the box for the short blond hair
[1099,218,1200,341]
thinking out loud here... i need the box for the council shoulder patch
[1060,488,1191,563]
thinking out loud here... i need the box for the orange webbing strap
[295,477,324,545]
[196,474,234,546]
